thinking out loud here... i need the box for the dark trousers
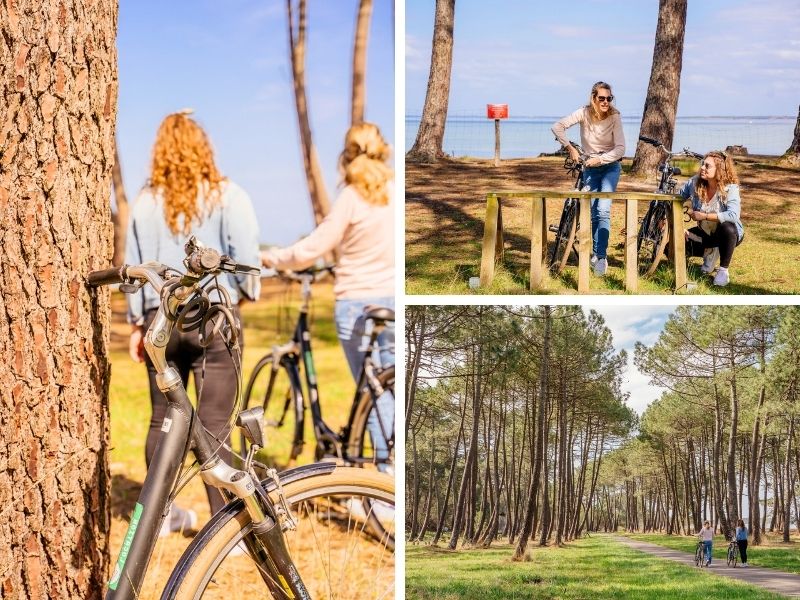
[685,221,741,268]
[143,307,242,516]
[737,539,748,563]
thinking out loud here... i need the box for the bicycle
[88,237,395,599]
[241,267,395,474]
[635,136,703,276]
[548,142,591,274]
[727,539,739,567]
[695,540,707,568]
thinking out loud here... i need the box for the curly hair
[149,112,226,235]
[586,81,619,122]
[696,151,740,202]
[339,122,393,206]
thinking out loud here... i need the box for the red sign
[486,104,509,119]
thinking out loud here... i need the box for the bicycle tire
[241,353,307,471]
[549,199,578,275]
[163,465,395,600]
[637,202,670,277]
[727,544,737,568]
[695,545,703,568]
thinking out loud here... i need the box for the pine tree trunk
[0,1,117,597]
[407,0,455,163]
[287,0,331,224]
[630,0,688,176]
[351,0,372,126]
[781,105,800,166]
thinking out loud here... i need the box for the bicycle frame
[270,277,393,465]
[97,260,310,600]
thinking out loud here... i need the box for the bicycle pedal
[548,224,559,233]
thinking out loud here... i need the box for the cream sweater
[266,183,394,299]
[552,107,626,164]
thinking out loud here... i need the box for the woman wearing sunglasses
[680,151,743,286]
[552,81,625,276]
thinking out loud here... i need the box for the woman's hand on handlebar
[260,249,276,269]
[585,157,602,168]
[567,145,581,163]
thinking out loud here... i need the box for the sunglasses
[595,95,613,102]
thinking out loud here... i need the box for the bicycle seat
[364,306,395,322]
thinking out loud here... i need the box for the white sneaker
[701,248,719,273]
[593,258,607,276]
[590,254,598,267]
[159,505,198,538]
[713,267,729,287]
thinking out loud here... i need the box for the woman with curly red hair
[125,110,260,533]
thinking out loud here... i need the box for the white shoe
[701,248,719,273]
[593,258,607,276]
[159,505,198,538]
[713,267,729,287]
[590,254,598,267]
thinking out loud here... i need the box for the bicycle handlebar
[87,266,126,287]
[639,135,662,147]
[264,265,335,284]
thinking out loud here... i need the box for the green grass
[625,533,800,575]
[405,535,786,599]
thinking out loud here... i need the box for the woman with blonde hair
[552,81,626,276]
[261,122,394,465]
[680,150,744,286]
[125,110,260,532]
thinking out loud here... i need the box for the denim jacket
[125,180,261,325]
[679,177,744,241]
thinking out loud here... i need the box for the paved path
[615,536,800,598]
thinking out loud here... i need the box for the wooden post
[671,199,687,292]
[494,119,501,167]
[530,196,544,289]
[541,197,549,263]
[625,198,638,292]
[578,196,591,293]
[480,194,501,287]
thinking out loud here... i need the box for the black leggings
[143,307,242,516]
[685,221,742,269]
[737,539,748,563]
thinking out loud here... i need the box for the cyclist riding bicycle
[261,122,395,468]
[552,81,626,276]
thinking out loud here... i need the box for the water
[405,115,795,158]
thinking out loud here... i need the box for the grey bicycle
[89,237,395,599]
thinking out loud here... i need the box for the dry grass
[405,155,800,294]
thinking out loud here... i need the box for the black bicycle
[241,268,395,474]
[695,540,707,568]
[548,142,590,274]
[636,136,703,276]
[727,539,739,567]
[89,238,394,599]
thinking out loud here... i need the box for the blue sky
[406,0,800,117]
[593,306,672,415]
[116,1,394,246]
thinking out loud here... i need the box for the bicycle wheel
[163,465,395,600]
[241,353,307,471]
[695,545,703,567]
[549,199,578,275]
[637,203,670,277]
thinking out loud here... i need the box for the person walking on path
[552,81,626,277]
[736,519,750,567]
[698,520,714,566]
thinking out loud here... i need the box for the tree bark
[287,0,331,224]
[111,138,128,266]
[781,104,800,166]
[351,0,372,125]
[0,1,117,597]
[407,0,455,163]
[630,0,688,176]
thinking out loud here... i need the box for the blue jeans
[703,541,713,563]
[334,297,395,469]
[582,161,621,259]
